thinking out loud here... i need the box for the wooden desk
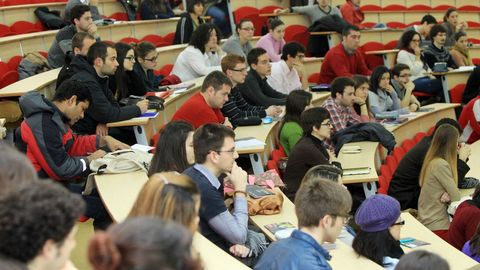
[365,49,398,68]
[303,57,323,77]
[0,68,60,98]
[337,141,380,197]
[385,103,459,145]
[401,212,478,270]
[433,69,472,103]
[94,171,251,270]
[249,189,384,269]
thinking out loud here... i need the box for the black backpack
[34,7,68,29]
[117,0,137,21]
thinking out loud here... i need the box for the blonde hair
[419,124,459,187]
[128,172,200,232]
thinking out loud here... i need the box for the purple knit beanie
[354,194,401,232]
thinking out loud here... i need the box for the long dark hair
[114,42,133,100]
[278,90,312,140]
[467,184,480,208]
[352,230,404,267]
[189,23,221,54]
[148,121,195,175]
[398,30,420,50]
[352,75,371,117]
[369,65,390,95]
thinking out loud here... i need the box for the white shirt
[171,45,222,81]
[267,60,302,94]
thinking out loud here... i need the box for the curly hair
[0,181,85,262]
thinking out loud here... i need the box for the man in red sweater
[319,25,372,84]
[172,71,234,128]
[340,0,364,27]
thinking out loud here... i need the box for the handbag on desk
[119,95,165,111]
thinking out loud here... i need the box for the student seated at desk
[267,42,308,94]
[284,107,341,201]
[17,82,130,230]
[0,181,85,270]
[275,0,343,25]
[418,124,462,240]
[396,30,444,98]
[67,42,148,142]
[368,66,410,119]
[139,0,174,19]
[172,71,233,128]
[402,15,437,49]
[149,121,195,175]
[459,96,480,144]
[388,119,472,210]
[352,75,374,121]
[442,8,468,48]
[173,0,205,44]
[89,217,202,270]
[238,48,287,106]
[255,19,286,63]
[222,19,254,59]
[109,42,147,100]
[450,32,473,67]
[171,23,223,82]
[448,185,480,250]
[339,0,363,28]
[133,42,163,92]
[56,32,96,88]
[318,25,371,84]
[353,194,405,270]
[462,224,480,263]
[255,178,352,270]
[391,64,421,112]
[221,54,282,128]
[48,5,100,69]
[279,90,313,156]
[396,250,450,270]
[64,0,102,22]
[183,124,257,259]
[423,25,457,70]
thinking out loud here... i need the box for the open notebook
[343,167,371,176]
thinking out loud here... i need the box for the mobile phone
[399,237,416,244]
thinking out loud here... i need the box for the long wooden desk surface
[401,212,478,270]
[94,171,251,270]
[385,103,459,145]
[0,68,60,98]
[337,141,380,184]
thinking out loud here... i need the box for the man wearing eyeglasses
[267,42,309,94]
[222,19,254,59]
[391,63,421,112]
[184,123,252,258]
[221,54,283,127]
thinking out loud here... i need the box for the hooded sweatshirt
[18,91,98,180]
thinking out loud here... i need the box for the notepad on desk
[235,138,265,149]
[342,145,362,154]
[138,111,159,118]
[343,167,371,176]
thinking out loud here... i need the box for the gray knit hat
[355,194,401,232]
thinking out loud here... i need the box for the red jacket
[448,201,480,250]
[18,91,98,181]
[319,43,372,84]
[171,92,225,128]
[459,96,480,144]
[340,0,364,27]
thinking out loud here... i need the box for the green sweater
[279,121,303,156]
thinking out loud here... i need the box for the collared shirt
[193,163,221,189]
[321,97,361,134]
[267,60,303,94]
[254,230,332,270]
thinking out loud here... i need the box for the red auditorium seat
[120,37,140,44]
[386,22,406,29]
[473,58,480,66]
[377,175,387,194]
[10,21,40,34]
[109,12,129,21]
[0,62,19,88]
[267,160,280,175]
[284,25,310,52]
[386,155,397,176]
[360,4,382,11]
[38,51,48,58]
[308,72,320,84]
[378,164,392,194]
[360,41,385,69]
[468,38,480,45]
[141,34,169,47]
[467,21,480,27]
[383,4,406,11]
[7,55,22,71]
[359,22,376,28]
[401,139,415,152]
[432,5,454,11]
[163,32,175,45]
[4,0,31,5]
[406,21,420,27]
[407,4,431,11]
[233,6,259,24]
[449,84,466,104]
[259,5,281,14]
[0,23,13,37]
[392,147,405,164]
[414,132,426,143]
[155,64,173,77]
[458,5,480,11]
[384,40,398,50]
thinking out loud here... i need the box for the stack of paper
[235,139,265,149]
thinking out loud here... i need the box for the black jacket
[331,122,396,154]
[462,66,480,104]
[221,86,266,128]
[238,69,286,107]
[108,70,147,100]
[388,136,470,210]
[66,56,141,134]
[173,13,205,44]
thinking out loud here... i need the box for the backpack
[18,52,51,80]
[117,0,137,21]
[34,7,68,29]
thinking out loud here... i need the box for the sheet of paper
[131,144,155,153]
[235,139,265,149]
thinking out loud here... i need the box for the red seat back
[0,23,13,37]
[414,132,426,143]
[141,34,167,47]
[109,12,129,21]
[392,146,406,164]
[259,5,281,14]
[119,37,140,44]
[163,32,175,45]
[459,5,480,11]
[378,165,392,194]
[360,4,382,11]
[10,21,39,34]
[308,72,320,84]
[0,70,19,88]
[383,4,406,11]
[432,5,454,11]
[360,42,386,69]
[450,83,466,104]
[407,4,431,11]
[401,139,415,152]
[384,40,398,50]
[155,64,173,77]
[284,25,308,43]
[233,7,259,24]
[7,55,22,71]
[386,22,406,29]
[267,160,280,175]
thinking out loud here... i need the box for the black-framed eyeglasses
[231,67,247,72]
[332,213,351,224]
[125,55,136,62]
[393,220,405,226]
[144,56,158,62]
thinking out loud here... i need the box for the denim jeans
[207,1,231,36]
[68,183,113,230]
[413,76,443,96]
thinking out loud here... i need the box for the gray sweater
[47,25,77,68]
[221,35,252,58]
[291,5,342,24]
